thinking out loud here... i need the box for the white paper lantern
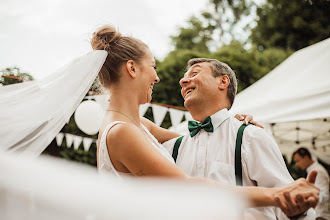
[74,100,104,135]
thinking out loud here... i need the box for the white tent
[230,38,330,161]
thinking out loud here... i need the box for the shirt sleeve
[162,137,178,155]
[242,127,293,187]
[242,127,316,219]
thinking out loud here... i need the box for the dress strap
[98,121,126,178]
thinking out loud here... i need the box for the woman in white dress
[92,25,318,215]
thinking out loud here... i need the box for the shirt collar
[306,161,317,173]
[209,108,230,130]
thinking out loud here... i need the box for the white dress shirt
[306,162,329,219]
[163,108,315,219]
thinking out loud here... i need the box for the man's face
[293,154,309,170]
[179,62,220,109]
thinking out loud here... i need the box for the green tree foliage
[251,0,330,51]
[171,16,214,53]
[171,1,258,53]
[0,67,34,85]
[208,0,254,41]
[155,41,291,102]
[213,42,291,92]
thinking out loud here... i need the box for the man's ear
[218,75,230,90]
[126,60,136,78]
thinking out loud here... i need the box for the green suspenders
[235,124,250,186]
[172,136,184,162]
[171,123,250,186]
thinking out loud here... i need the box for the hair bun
[91,25,122,51]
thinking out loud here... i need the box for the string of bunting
[56,133,96,152]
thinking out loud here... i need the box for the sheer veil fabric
[0,50,108,157]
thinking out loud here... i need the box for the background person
[293,147,330,220]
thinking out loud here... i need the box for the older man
[294,147,330,220]
[161,58,317,219]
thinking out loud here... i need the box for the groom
[162,58,317,219]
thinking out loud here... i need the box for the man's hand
[274,170,319,217]
[234,114,264,128]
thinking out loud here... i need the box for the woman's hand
[234,114,264,128]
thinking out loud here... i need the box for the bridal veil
[0,50,108,157]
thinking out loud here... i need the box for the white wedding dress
[98,121,175,178]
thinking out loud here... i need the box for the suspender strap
[172,136,184,162]
[235,124,250,186]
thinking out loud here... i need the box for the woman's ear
[126,60,136,78]
[218,75,230,90]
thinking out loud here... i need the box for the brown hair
[293,147,312,159]
[91,25,148,89]
[187,58,237,109]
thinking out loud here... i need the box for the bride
[91,25,319,217]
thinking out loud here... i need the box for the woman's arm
[106,123,319,217]
[106,122,186,177]
[140,117,180,143]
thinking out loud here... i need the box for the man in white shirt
[294,147,330,220]
[163,58,316,219]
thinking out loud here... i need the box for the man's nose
[179,77,190,87]
[155,75,160,83]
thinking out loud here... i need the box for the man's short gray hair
[187,58,237,109]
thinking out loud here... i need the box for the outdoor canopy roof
[230,38,330,161]
[230,37,330,123]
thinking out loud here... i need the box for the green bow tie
[188,116,214,137]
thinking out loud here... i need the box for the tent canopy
[230,38,330,123]
[230,38,330,160]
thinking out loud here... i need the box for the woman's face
[137,49,160,104]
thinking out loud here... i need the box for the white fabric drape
[0,152,246,220]
[0,50,107,157]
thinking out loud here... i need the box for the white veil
[0,50,108,157]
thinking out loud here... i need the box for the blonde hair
[91,25,148,89]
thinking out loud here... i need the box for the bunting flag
[139,103,150,116]
[169,108,184,127]
[152,104,168,126]
[55,132,96,152]
[73,136,82,150]
[55,133,64,147]
[65,134,74,148]
[83,138,93,152]
[185,111,193,121]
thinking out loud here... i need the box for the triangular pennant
[83,138,93,152]
[185,111,193,121]
[55,133,64,147]
[151,104,168,126]
[73,136,82,150]
[139,103,150,116]
[65,134,74,148]
[169,108,185,127]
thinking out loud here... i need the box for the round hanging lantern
[74,100,104,135]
